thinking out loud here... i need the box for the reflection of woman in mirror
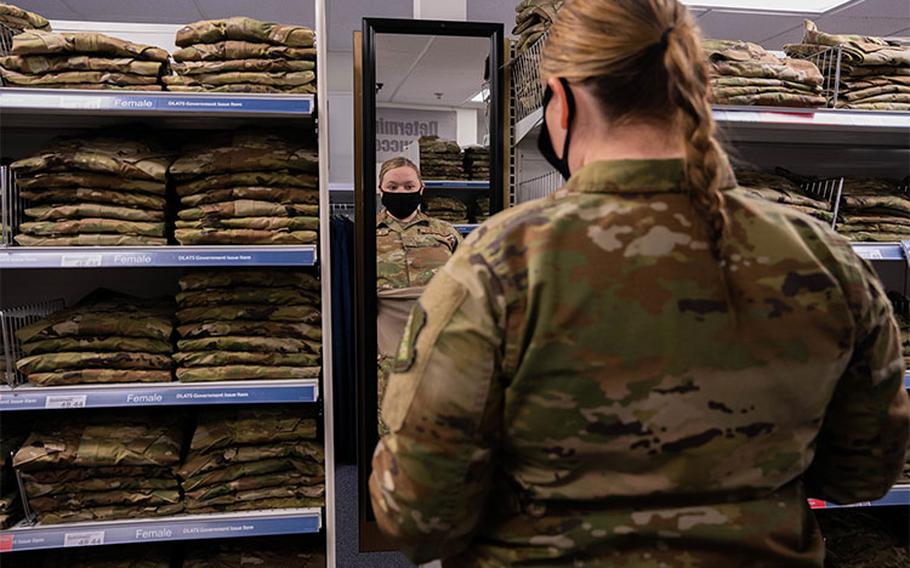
[376,157,462,434]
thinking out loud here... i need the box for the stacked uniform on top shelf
[513,0,562,54]
[178,408,324,514]
[464,145,490,180]
[419,136,463,180]
[14,290,174,386]
[786,21,910,111]
[171,130,319,245]
[836,177,910,242]
[0,30,167,90]
[12,417,183,524]
[475,197,491,223]
[0,433,24,529]
[704,39,826,108]
[0,3,50,32]
[425,197,468,224]
[168,17,316,94]
[11,134,171,246]
[184,541,325,567]
[734,169,834,225]
[174,270,321,382]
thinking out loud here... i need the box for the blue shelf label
[0,511,321,552]
[852,243,905,261]
[0,383,318,411]
[0,91,313,115]
[0,247,317,269]
[808,486,910,509]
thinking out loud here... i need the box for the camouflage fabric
[0,67,159,86]
[426,197,469,223]
[186,496,321,513]
[12,30,169,62]
[710,60,825,85]
[838,231,910,242]
[11,135,171,181]
[175,216,319,232]
[19,326,170,353]
[799,20,910,67]
[27,369,172,386]
[186,483,324,508]
[176,304,320,325]
[842,83,910,101]
[370,158,909,566]
[177,170,318,196]
[713,91,826,107]
[0,55,161,75]
[25,476,177,497]
[178,200,318,220]
[16,172,166,194]
[176,365,320,382]
[20,219,165,237]
[14,421,182,470]
[20,187,167,209]
[177,287,318,307]
[838,222,910,234]
[173,41,316,62]
[177,336,319,353]
[165,82,316,94]
[513,0,562,53]
[714,84,819,98]
[166,69,314,86]
[175,228,317,245]
[840,214,910,226]
[376,209,461,291]
[174,351,319,368]
[5,83,164,91]
[15,234,167,246]
[17,351,172,373]
[29,488,180,513]
[39,502,183,524]
[179,270,320,291]
[170,132,317,180]
[185,471,323,502]
[837,93,910,106]
[182,458,323,492]
[24,204,164,222]
[183,545,324,568]
[177,17,315,48]
[173,58,314,75]
[23,466,173,484]
[840,102,910,110]
[0,3,51,30]
[178,442,323,479]
[177,320,321,340]
[180,187,318,207]
[190,409,317,453]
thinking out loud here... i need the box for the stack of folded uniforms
[12,416,183,524]
[168,17,316,94]
[735,169,834,225]
[174,270,321,383]
[14,290,174,386]
[785,21,910,111]
[704,39,825,108]
[464,145,490,180]
[836,177,910,242]
[513,0,563,54]
[184,541,325,568]
[893,299,910,373]
[419,136,463,180]
[0,432,24,529]
[170,130,319,245]
[11,134,170,246]
[0,30,167,90]
[0,3,50,33]
[179,408,324,514]
[475,197,491,223]
[425,197,468,224]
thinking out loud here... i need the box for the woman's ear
[548,77,571,130]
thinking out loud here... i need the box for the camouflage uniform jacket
[376,209,462,291]
[370,158,910,567]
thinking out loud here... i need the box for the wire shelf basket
[800,177,844,230]
[1,299,66,387]
[511,31,548,123]
[799,46,844,110]
[0,167,25,247]
[0,22,18,57]
[515,170,563,204]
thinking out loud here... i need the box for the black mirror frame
[355,17,505,551]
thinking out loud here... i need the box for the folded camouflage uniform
[705,39,825,108]
[0,3,51,31]
[836,177,910,242]
[425,196,469,224]
[183,542,325,568]
[464,145,491,180]
[3,30,167,90]
[0,433,24,529]
[419,136,465,179]
[734,169,834,224]
[513,0,563,54]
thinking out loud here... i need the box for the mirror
[355,18,505,551]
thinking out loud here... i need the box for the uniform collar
[377,209,431,230]
[564,158,737,194]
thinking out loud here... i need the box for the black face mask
[381,190,423,220]
[538,77,576,181]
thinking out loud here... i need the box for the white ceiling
[376,34,488,108]
[11,0,908,50]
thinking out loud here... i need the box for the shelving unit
[0,1,336,564]
[809,485,910,509]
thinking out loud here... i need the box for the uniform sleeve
[805,244,910,504]
[369,244,504,562]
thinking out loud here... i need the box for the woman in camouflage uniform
[371,1,910,566]
[375,157,462,434]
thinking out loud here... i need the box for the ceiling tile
[14,0,82,19]
[193,0,313,25]
[329,0,412,51]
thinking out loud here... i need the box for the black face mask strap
[558,77,576,170]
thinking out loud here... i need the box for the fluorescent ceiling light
[470,88,489,103]
[682,0,851,13]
